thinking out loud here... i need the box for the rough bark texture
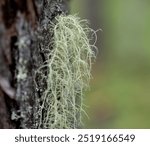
[0,0,69,129]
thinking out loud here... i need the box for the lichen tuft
[36,14,97,128]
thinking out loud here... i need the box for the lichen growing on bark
[36,14,97,128]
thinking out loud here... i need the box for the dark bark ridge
[35,0,69,128]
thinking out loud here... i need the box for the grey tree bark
[0,0,69,129]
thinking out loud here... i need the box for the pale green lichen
[17,65,27,80]
[36,15,97,128]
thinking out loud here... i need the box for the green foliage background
[70,0,150,128]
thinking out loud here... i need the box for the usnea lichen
[36,15,97,128]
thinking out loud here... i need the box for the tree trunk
[0,0,69,129]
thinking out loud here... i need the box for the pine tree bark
[0,0,69,129]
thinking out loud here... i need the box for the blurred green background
[70,0,150,128]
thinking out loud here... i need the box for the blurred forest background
[70,0,150,128]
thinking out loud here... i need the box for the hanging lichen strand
[37,15,97,128]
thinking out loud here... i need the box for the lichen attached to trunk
[36,14,97,129]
